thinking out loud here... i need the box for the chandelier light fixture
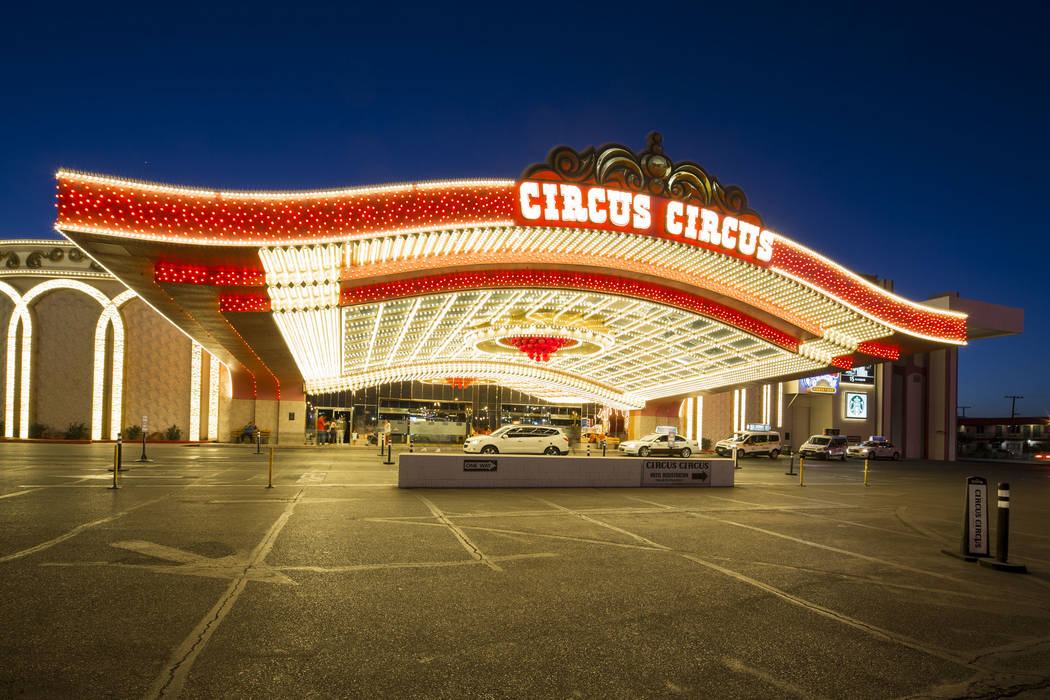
[503,335,579,362]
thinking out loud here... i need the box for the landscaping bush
[65,422,88,440]
[124,424,143,440]
[29,423,48,439]
[165,424,182,440]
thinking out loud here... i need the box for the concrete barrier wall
[398,454,735,488]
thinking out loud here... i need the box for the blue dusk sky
[2,2,1046,417]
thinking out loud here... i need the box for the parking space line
[0,488,39,500]
[0,496,167,563]
[531,498,976,669]
[530,497,670,550]
[685,510,976,585]
[146,489,305,699]
[681,552,971,667]
[721,656,827,699]
[369,516,668,551]
[276,552,556,573]
[791,510,946,542]
[417,496,502,571]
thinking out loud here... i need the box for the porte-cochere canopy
[54,134,966,409]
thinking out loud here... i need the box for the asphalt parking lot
[1,442,1049,699]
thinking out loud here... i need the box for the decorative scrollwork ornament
[522,131,763,224]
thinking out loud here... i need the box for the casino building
[0,134,1022,458]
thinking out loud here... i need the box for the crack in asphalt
[147,489,304,699]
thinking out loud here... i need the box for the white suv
[799,435,849,460]
[714,431,782,459]
[464,426,570,455]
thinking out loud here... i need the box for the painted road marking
[0,496,167,563]
[417,495,502,572]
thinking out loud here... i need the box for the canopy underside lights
[337,289,800,399]
[304,361,645,411]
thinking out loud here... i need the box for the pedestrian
[336,415,347,445]
[383,419,392,447]
[317,413,328,446]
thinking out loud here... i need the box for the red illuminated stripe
[856,340,900,360]
[340,270,800,352]
[57,176,514,243]
[830,355,854,370]
[155,262,265,286]
[772,242,966,343]
[218,293,270,312]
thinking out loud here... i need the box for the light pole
[1005,395,1023,420]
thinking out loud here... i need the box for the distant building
[958,416,1049,455]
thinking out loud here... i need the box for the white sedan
[463,426,570,455]
[618,433,698,458]
[846,440,901,460]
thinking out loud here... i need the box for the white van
[714,431,782,459]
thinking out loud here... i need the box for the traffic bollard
[136,431,151,463]
[785,452,795,476]
[408,434,413,452]
[116,435,124,472]
[734,449,741,470]
[384,441,394,465]
[587,442,591,456]
[110,444,120,489]
[267,447,274,489]
[602,441,606,457]
[979,482,1028,573]
[256,430,261,454]
[799,457,805,487]
[864,458,869,487]
[377,432,384,456]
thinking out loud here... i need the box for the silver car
[799,435,848,460]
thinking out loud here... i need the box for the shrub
[124,424,143,440]
[65,422,89,440]
[165,424,182,441]
[29,423,48,439]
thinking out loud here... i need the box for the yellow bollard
[864,458,869,487]
[267,447,274,489]
[110,444,119,489]
[799,456,804,487]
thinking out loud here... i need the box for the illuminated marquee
[52,132,969,409]
[516,182,775,264]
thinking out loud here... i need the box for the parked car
[619,433,698,457]
[463,426,570,455]
[846,440,901,460]
[714,431,782,459]
[799,435,849,460]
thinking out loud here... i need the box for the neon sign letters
[516,181,775,264]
